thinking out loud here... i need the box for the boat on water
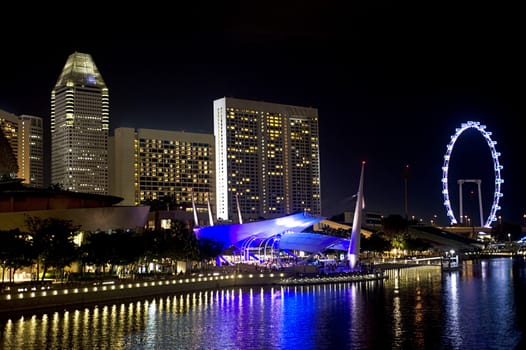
[441,253,461,272]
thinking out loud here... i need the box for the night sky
[1,3,524,226]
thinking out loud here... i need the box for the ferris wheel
[441,121,503,227]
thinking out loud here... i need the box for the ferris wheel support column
[458,180,464,224]
[476,180,484,227]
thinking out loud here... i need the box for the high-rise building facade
[214,97,321,222]
[51,52,109,194]
[18,115,44,187]
[110,128,215,214]
[0,109,19,179]
[0,109,19,166]
[0,109,44,186]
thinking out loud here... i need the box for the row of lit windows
[140,139,211,147]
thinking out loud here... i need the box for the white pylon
[347,161,366,269]
[235,193,243,224]
[191,188,199,227]
[207,192,214,226]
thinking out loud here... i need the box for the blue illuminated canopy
[194,212,350,254]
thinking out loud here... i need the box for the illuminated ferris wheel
[441,121,503,227]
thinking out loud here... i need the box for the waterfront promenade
[0,271,284,318]
[0,264,395,318]
[1,254,475,319]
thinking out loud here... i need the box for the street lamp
[508,233,511,242]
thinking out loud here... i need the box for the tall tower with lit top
[51,52,109,194]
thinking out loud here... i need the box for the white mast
[191,188,199,227]
[235,193,243,224]
[207,192,214,226]
[348,161,366,269]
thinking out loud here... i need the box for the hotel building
[213,97,321,222]
[110,128,215,217]
[51,52,109,194]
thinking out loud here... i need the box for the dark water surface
[1,257,525,349]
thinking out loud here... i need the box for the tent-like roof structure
[193,211,351,254]
[279,232,350,253]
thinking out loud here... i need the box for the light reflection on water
[1,258,524,349]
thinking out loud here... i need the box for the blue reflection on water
[1,258,525,349]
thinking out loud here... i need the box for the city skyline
[1,3,524,225]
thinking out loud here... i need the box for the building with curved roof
[195,162,369,266]
[193,211,352,263]
[0,180,149,232]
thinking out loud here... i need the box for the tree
[390,234,407,252]
[171,220,200,260]
[81,229,146,277]
[110,230,146,274]
[0,229,33,284]
[80,231,114,275]
[361,232,391,252]
[491,221,522,242]
[25,216,80,281]
[382,215,408,238]
[405,237,432,252]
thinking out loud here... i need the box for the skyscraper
[0,109,44,186]
[18,115,44,187]
[0,111,18,179]
[214,97,321,222]
[0,109,19,169]
[51,52,109,194]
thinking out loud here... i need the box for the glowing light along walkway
[441,121,503,227]
[0,273,286,315]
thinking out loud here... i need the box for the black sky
[1,2,525,225]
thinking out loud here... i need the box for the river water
[1,257,525,349]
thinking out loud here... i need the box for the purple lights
[193,211,351,257]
